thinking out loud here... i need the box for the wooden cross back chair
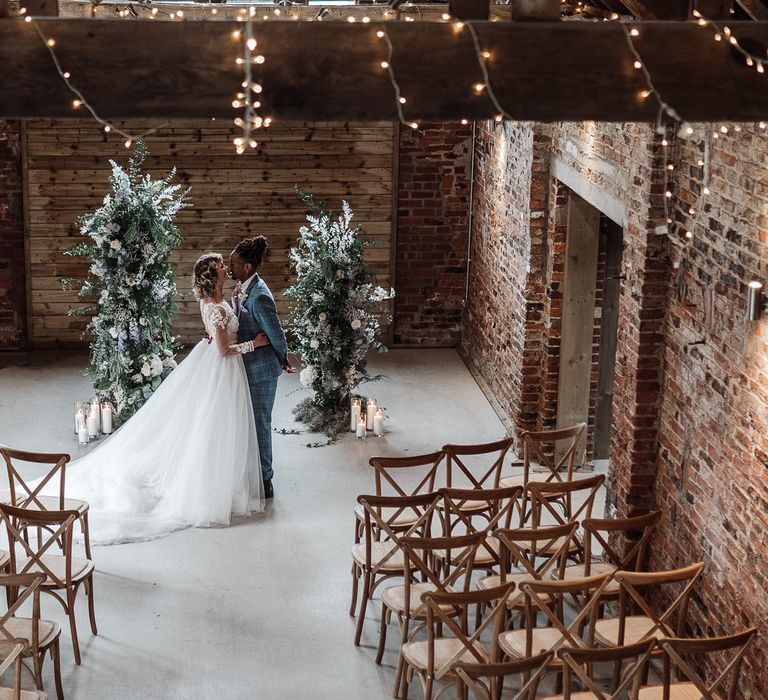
[441,438,514,514]
[436,486,523,575]
[545,638,657,700]
[353,451,445,545]
[0,573,62,700]
[563,510,661,595]
[498,424,586,490]
[352,492,441,646]
[0,504,97,666]
[400,582,516,700]
[591,563,705,651]
[379,530,487,696]
[0,446,92,560]
[639,628,758,700]
[455,651,554,700]
[0,642,38,700]
[478,521,581,617]
[497,573,613,681]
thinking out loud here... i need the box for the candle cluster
[351,398,385,439]
[74,397,113,445]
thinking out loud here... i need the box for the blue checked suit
[237,275,288,482]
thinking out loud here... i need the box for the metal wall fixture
[746,281,766,321]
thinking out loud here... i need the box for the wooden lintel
[736,0,768,20]
[3,18,768,122]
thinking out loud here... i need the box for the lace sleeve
[208,305,228,331]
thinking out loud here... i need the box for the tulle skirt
[56,340,264,545]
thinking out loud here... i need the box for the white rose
[319,312,327,322]
[150,356,164,377]
[336,270,344,279]
[132,373,143,383]
[351,319,362,330]
[110,240,122,251]
[140,362,151,377]
[109,327,119,338]
[309,339,319,349]
[100,290,109,302]
[139,317,147,326]
[299,365,317,388]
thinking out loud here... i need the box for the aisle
[0,348,509,699]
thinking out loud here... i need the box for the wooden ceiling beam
[3,18,768,122]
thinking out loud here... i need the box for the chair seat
[23,555,93,585]
[499,473,564,494]
[594,615,665,646]
[438,499,494,515]
[561,561,619,593]
[0,491,88,515]
[381,583,456,617]
[0,617,60,650]
[638,684,710,700]
[402,638,488,674]
[477,572,536,608]
[351,542,410,571]
[354,504,420,528]
[515,535,582,556]
[498,627,568,660]
[438,537,501,567]
[0,687,47,700]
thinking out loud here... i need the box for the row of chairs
[0,445,98,700]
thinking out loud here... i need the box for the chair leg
[349,563,360,617]
[67,587,82,665]
[376,604,389,665]
[82,513,93,561]
[399,662,410,699]
[32,651,43,691]
[85,574,98,635]
[354,570,372,646]
[51,640,64,700]
[424,673,434,700]
[393,615,409,696]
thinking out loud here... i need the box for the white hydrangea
[150,355,164,377]
[109,327,119,338]
[110,240,122,251]
[140,362,151,377]
[351,319,362,330]
[132,373,144,384]
[310,338,319,349]
[299,365,317,388]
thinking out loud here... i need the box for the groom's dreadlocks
[234,236,268,268]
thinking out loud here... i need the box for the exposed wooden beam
[449,0,490,20]
[2,19,768,122]
[737,0,768,20]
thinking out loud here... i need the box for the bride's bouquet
[286,189,394,437]
[63,142,189,419]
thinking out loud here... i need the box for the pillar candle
[373,408,385,437]
[350,398,361,432]
[74,401,83,434]
[102,403,113,435]
[87,409,99,439]
[366,399,377,431]
[78,416,89,445]
[91,397,101,431]
[356,415,367,439]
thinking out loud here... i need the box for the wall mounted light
[746,281,766,321]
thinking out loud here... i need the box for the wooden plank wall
[24,119,395,347]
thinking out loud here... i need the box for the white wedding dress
[52,300,264,545]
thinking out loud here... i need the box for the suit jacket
[236,275,288,383]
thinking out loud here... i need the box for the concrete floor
[0,348,521,699]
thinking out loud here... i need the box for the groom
[229,237,294,500]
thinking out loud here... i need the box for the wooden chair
[478,522,580,618]
[541,638,657,700]
[352,492,441,646]
[498,424,586,491]
[591,563,705,649]
[0,504,97,666]
[455,651,554,700]
[0,446,91,561]
[436,486,523,575]
[638,628,757,700]
[0,642,43,700]
[352,451,445,548]
[497,573,613,684]
[525,474,606,561]
[378,530,486,695]
[562,511,661,595]
[400,582,516,700]
[0,573,62,700]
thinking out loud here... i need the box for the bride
[49,253,269,545]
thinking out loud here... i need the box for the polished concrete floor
[0,348,607,699]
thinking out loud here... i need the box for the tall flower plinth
[63,142,189,420]
[286,189,394,437]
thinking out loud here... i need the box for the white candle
[78,416,89,445]
[74,401,83,434]
[91,398,101,430]
[350,398,361,432]
[87,409,99,439]
[366,399,377,431]
[373,408,385,437]
[102,403,113,434]
[356,415,367,439]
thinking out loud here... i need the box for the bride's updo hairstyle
[192,253,223,300]
[233,235,268,270]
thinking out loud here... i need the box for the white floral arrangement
[63,142,189,419]
[286,189,394,436]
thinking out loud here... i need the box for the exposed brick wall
[393,123,471,346]
[649,125,768,698]
[0,120,26,350]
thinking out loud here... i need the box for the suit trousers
[248,375,279,482]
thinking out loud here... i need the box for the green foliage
[63,142,190,419]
